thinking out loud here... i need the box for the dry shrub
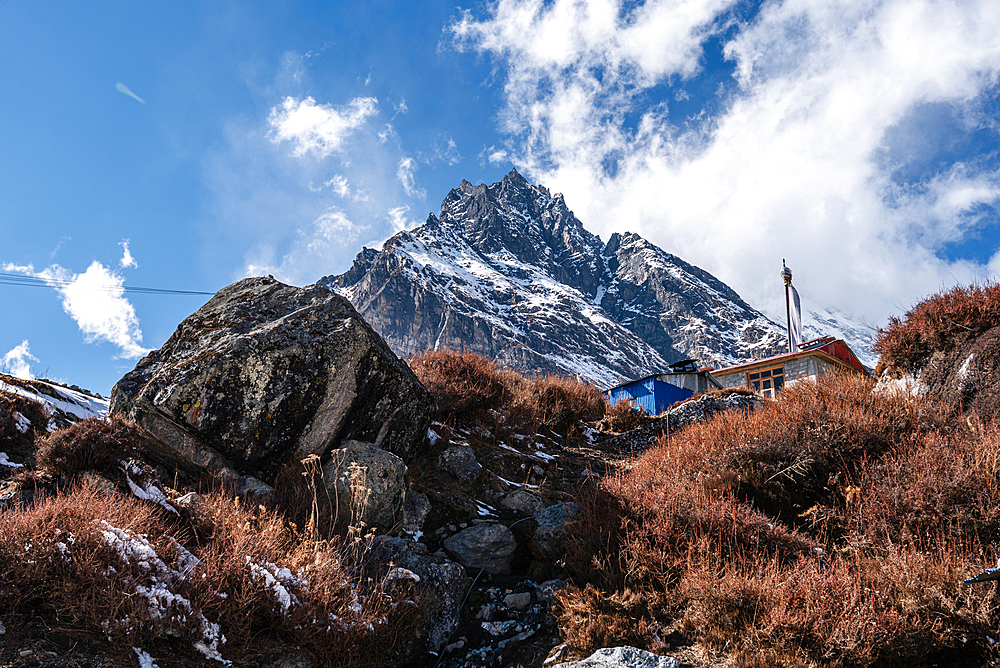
[555,372,1000,666]
[410,349,605,440]
[506,372,606,435]
[874,281,1000,375]
[598,399,647,433]
[0,481,420,666]
[0,390,49,452]
[35,416,147,479]
[409,349,508,418]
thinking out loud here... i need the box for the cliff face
[319,169,788,387]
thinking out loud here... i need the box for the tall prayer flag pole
[781,260,793,353]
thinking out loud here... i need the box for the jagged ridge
[320,170,799,386]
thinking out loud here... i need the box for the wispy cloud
[1,340,38,380]
[2,262,148,359]
[115,82,147,105]
[268,95,379,159]
[452,0,1000,325]
[119,240,137,269]
[397,156,426,199]
[246,208,369,284]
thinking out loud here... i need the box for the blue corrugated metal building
[604,361,723,415]
[605,376,694,415]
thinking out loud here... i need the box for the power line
[0,271,214,296]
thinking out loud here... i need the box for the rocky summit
[319,169,792,388]
[110,276,435,490]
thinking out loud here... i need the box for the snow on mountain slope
[319,169,869,385]
[0,373,109,430]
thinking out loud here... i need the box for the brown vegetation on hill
[0,413,423,667]
[556,371,1000,667]
[409,349,606,439]
[874,281,1000,375]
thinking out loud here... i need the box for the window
[747,365,785,398]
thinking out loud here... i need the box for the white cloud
[246,208,369,284]
[397,156,427,199]
[268,95,379,159]
[3,262,148,359]
[119,240,137,269]
[2,340,38,380]
[388,205,417,233]
[453,0,1000,325]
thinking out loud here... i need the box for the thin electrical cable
[0,271,213,296]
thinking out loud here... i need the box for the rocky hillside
[319,170,797,388]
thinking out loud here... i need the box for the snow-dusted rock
[552,647,680,668]
[501,489,545,516]
[369,536,470,652]
[402,489,431,535]
[532,502,580,559]
[438,444,482,485]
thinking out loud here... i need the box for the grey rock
[438,445,482,485]
[503,591,532,610]
[402,489,431,535]
[233,474,275,503]
[323,440,405,533]
[553,647,679,668]
[110,276,434,485]
[500,489,545,516]
[532,502,580,559]
[443,523,517,575]
[369,536,470,653]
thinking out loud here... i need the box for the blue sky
[2,0,999,394]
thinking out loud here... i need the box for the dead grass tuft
[34,416,148,480]
[598,399,647,433]
[0,480,420,666]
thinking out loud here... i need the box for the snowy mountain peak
[318,172,868,385]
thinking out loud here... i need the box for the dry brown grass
[34,416,147,479]
[597,399,647,433]
[555,372,1000,667]
[0,390,49,454]
[873,281,1000,375]
[410,349,605,440]
[0,480,420,666]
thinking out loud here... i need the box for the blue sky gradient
[3,0,999,393]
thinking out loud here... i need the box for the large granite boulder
[110,277,434,485]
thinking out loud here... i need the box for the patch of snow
[427,429,440,445]
[124,463,179,515]
[133,648,159,668]
[959,353,975,380]
[385,567,420,583]
[0,452,24,468]
[494,475,540,489]
[13,411,30,433]
[247,557,302,613]
[873,373,927,397]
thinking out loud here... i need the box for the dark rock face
[319,169,788,388]
[110,277,434,484]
